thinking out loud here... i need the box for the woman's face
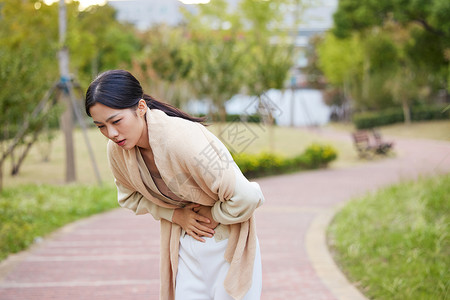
[90,101,148,150]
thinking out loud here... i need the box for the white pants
[175,235,262,300]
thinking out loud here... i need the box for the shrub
[301,143,338,168]
[195,113,262,123]
[232,143,338,178]
[353,105,450,129]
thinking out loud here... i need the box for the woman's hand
[172,204,215,242]
[193,205,219,230]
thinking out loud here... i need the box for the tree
[317,0,449,124]
[332,0,449,100]
[239,0,294,97]
[333,0,450,39]
[0,0,59,189]
[317,32,364,112]
[132,25,193,108]
[181,0,248,123]
[0,0,142,188]
[303,35,327,90]
[68,3,141,86]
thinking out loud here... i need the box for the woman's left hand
[172,204,215,242]
[193,205,219,230]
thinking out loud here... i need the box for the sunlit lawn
[328,120,450,142]
[4,122,357,187]
[379,120,450,141]
[1,121,354,260]
[5,120,449,187]
[3,127,114,187]
[328,174,450,300]
[209,122,357,168]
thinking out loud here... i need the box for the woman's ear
[137,99,148,117]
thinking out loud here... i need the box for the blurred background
[1,0,448,188]
[0,1,449,299]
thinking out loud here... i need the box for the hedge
[195,113,262,123]
[231,143,338,178]
[353,105,450,129]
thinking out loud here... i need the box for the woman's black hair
[85,69,205,124]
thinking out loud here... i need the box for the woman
[85,70,264,300]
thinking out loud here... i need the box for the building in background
[108,0,337,126]
[108,0,336,34]
[108,0,186,29]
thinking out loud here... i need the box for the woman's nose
[107,127,119,139]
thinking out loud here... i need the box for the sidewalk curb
[306,203,369,300]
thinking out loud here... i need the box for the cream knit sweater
[107,108,264,300]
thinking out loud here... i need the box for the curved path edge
[306,203,368,300]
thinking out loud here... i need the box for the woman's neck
[136,116,151,149]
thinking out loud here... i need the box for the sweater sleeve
[115,179,174,221]
[211,163,265,225]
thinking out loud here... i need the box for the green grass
[379,120,450,142]
[328,120,450,142]
[0,123,348,261]
[4,124,357,187]
[0,183,117,261]
[3,128,114,187]
[327,174,450,300]
[5,120,448,187]
[208,122,357,168]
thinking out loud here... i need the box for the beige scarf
[107,108,257,300]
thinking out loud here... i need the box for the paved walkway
[1,132,449,300]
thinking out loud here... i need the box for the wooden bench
[352,130,393,158]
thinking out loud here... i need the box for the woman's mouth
[116,139,126,146]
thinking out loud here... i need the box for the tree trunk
[362,57,370,105]
[402,98,411,124]
[268,120,275,153]
[290,88,296,127]
[219,104,227,124]
[91,54,99,79]
[11,128,41,176]
[0,161,3,192]
[59,0,76,183]
[60,95,76,182]
[217,103,227,137]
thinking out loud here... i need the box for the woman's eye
[97,125,105,129]
[112,119,121,124]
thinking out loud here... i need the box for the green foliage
[0,0,140,147]
[239,0,293,95]
[0,184,117,261]
[179,0,295,122]
[181,0,248,121]
[317,33,364,86]
[232,143,338,178]
[319,0,449,118]
[131,26,193,107]
[68,3,141,86]
[0,0,58,135]
[303,35,327,89]
[301,143,338,168]
[196,113,262,123]
[333,0,450,39]
[328,174,450,299]
[353,105,450,129]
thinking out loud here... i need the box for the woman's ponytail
[85,70,206,125]
[143,94,206,124]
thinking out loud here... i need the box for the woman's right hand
[172,204,215,242]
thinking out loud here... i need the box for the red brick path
[1,134,449,300]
